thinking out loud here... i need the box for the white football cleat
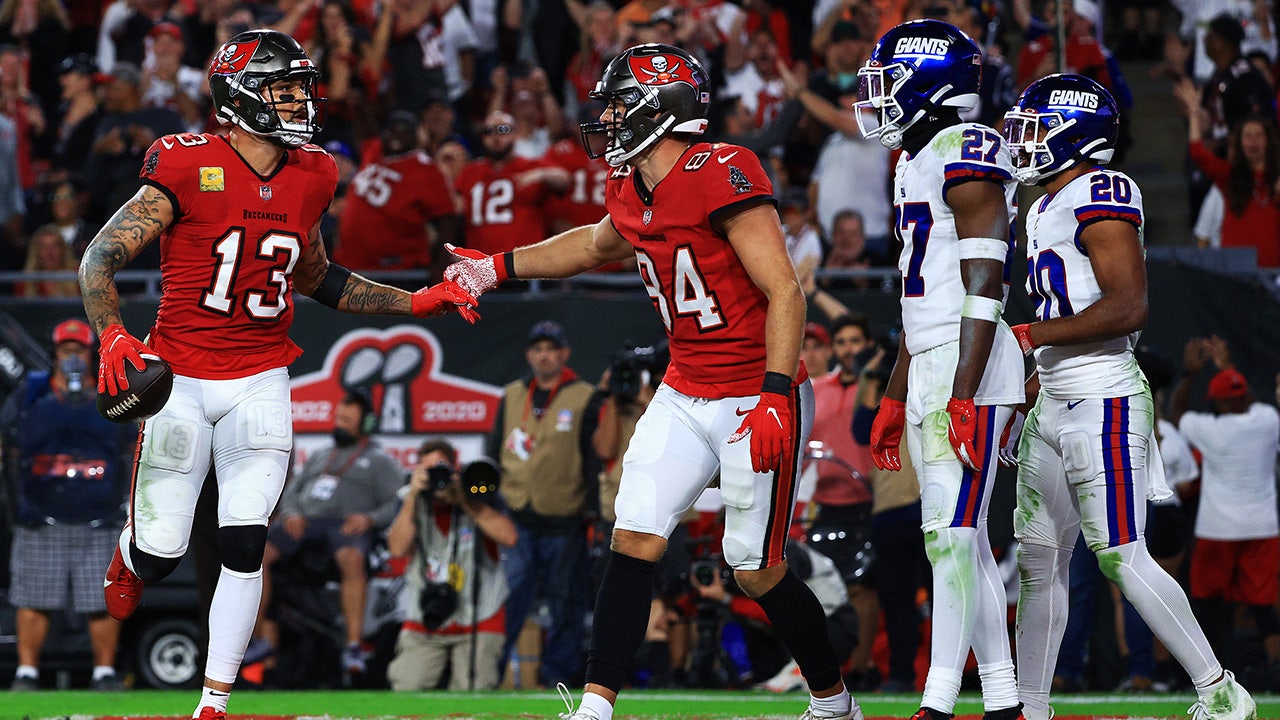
[557,683,603,720]
[799,693,864,720]
[1188,671,1257,720]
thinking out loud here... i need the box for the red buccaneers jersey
[455,156,555,255]
[334,150,454,270]
[607,142,777,398]
[544,139,608,229]
[140,133,337,380]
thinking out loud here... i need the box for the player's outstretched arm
[80,186,175,334]
[295,223,477,320]
[946,179,1010,400]
[1010,220,1146,353]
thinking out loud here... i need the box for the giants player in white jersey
[445,44,859,720]
[1002,74,1256,720]
[857,20,1024,720]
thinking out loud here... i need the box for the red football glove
[870,397,906,471]
[98,324,151,396]
[998,410,1026,468]
[727,377,793,474]
[1010,323,1036,356]
[411,280,480,323]
[442,243,510,298]
[947,397,983,471]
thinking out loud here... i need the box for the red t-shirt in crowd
[455,156,556,255]
[334,150,455,270]
[1190,139,1280,267]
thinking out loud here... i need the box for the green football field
[2,690,1278,720]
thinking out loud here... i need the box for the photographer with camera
[593,341,667,525]
[1,319,133,691]
[386,439,517,691]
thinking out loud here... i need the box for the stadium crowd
[1,0,1279,707]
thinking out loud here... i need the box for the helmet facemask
[223,68,325,147]
[855,61,917,149]
[581,86,676,167]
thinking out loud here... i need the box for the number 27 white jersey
[894,122,1019,355]
[1024,168,1146,399]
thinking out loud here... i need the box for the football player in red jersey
[445,44,861,720]
[454,110,570,255]
[333,110,460,277]
[77,30,476,720]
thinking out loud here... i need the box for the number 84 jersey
[894,123,1018,355]
[1025,168,1146,399]
[140,132,338,380]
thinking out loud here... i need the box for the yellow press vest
[499,378,596,519]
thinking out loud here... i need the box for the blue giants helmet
[855,19,982,149]
[1001,73,1119,185]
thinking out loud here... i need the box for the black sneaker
[10,675,38,691]
[90,672,125,691]
[982,703,1025,720]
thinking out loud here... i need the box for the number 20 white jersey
[1024,168,1146,399]
[894,122,1019,355]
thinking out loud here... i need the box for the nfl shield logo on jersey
[259,185,272,202]
[643,209,652,225]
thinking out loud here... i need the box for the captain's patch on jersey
[728,165,752,194]
[199,166,224,192]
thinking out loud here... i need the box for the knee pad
[217,524,269,573]
[128,542,183,582]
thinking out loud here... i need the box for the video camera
[608,343,660,399]
[422,458,501,500]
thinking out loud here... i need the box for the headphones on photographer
[344,388,379,436]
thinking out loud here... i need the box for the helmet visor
[854,63,909,139]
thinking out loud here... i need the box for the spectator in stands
[490,64,564,161]
[82,61,183,232]
[488,320,600,689]
[139,21,205,133]
[178,0,238,70]
[705,93,800,190]
[97,0,168,69]
[334,110,459,277]
[421,97,465,155]
[565,0,620,104]
[1015,0,1112,90]
[819,210,882,290]
[386,439,517,691]
[384,0,449,112]
[949,2,1018,130]
[50,54,104,178]
[258,391,406,676]
[17,223,78,298]
[0,43,42,191]
[437,0,480,110]
[722,27,787,128]
[3,319,132,692]
[779,188,823,282]
[47,180,92,255]
[455,110,568,256]
[1168,0,1277,85]
[1193,15,1277,148]
[544,112,611,236]
[433,138,469,191]
[801,321,833,380]
[1180,100,1280,267]
[0,102,24,269]
[304,1,374,144]
[1170,337,1280,683]
[0,0,70,121]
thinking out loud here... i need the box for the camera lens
[427,464,453,491]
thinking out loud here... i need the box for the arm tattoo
[79,190,170,333]
[292,232,329,296]
[338,274,412,315]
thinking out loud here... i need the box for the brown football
[96,354,174,423]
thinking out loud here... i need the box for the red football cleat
[103,544,144,621]
[196,707,227,720]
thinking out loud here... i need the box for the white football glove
[442,243,508,298]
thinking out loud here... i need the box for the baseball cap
[1207,369,1248,400]
[52,319,94,347]
[527,320,568,348]
[149,21,184,42]
[803,322,831,345]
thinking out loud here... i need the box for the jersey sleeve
[703,145,776,231]
[139,135,200,218]
[1071,171,1144,253]
[941,125,1015,195]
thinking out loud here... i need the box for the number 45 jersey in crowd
[140,132,338,379]
[1024,167,1146,399]
[893,122,1019,357]
[606,141,778,399]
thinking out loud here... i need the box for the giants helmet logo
[629,54,692,88]
[209,39,260,76]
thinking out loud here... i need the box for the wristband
[313,263,352,309]
[960,294,1003,323]
[957,237,1010,262]
[761,371,792,396]
[501,252,517,280]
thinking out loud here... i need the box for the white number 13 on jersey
[635,247,724,332]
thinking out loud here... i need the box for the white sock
[1097,542,1221,688]
[978,661,1019,712]
[194,686,230,717]
[92,666,116,681]
[810,689,853,716]
[921,667,962,714]
[1014,542,1072,720]
[204,565,262,684]
[15,665,37,679]
[579,691,614,720]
